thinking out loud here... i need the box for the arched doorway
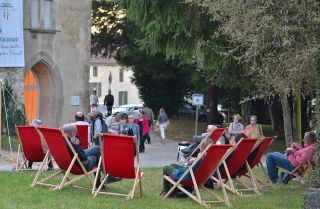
[24,70,39,124]
[24,61,56,126]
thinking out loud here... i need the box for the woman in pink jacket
[266,131,317,183]
[134,112,150,153]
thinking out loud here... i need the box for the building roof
[90,55,118,66]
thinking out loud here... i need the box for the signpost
[192,94,204,136]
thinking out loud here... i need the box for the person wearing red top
[134,112,150,153]
[266,131,317,183]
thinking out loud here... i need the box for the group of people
[162,114,318,198]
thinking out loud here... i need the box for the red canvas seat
[31,127,96,190]
[163,144,233,207]
[213,138,260,196]
[75,124,89,149]
[16,126,47,171]
[92,133,143,199]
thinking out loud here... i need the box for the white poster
[0,0,24,67]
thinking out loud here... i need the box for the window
[89,82,102,97]
[31,0,40,28]
[119,91,128,106]
[43,0,54,29]
[30,0,54,29]
[119,68,124,82]
[92,66,98,77]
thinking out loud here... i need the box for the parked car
[109,104,143,119]
[178,101,226,123]
[178,101,207,122]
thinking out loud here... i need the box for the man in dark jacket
[104,90,114,116]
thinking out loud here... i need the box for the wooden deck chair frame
[277,158,313,184]
[212,138,261,196]
[15,126,50,172]
[163,144,234,207]
[236,136,277,191]
[182,128,226,166]
[31,127,97,190]
[92,133,143,199]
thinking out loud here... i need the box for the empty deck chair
[163,144,233,207]
[31,127,96,190]
[15,126,48,171]
[92,133,143,199]
[75,124,89,149]
[236,136,276,189]
[213,138,260,196]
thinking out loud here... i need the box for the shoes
[107,176,122,184]
[95,180,106,189]
[159,191,166,198]
[27,161,33,169]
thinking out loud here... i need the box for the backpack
[93,114,108,134]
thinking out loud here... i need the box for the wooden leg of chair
[139,172,143,197]
[92,157,102,195]
[246,162,261,194]
[217,169,231,206]
[129,166,140,199]
[56,155,77,190]
[31,151,50,187]
[16,145,21,172]
[94,174,108,197]
[190,170,202,201]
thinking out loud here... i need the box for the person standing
[142,103,154,143]
[90,90,99,110]
[91,107,102,146]
[123,115,140,156]
[135,112,149,153]
[157,108,169,144]
[104,90,114,116]
[228,114,244,143]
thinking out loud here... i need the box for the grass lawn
[0,168,305,209]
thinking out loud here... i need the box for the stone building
[0,0,91,127]
[89,56,142,107]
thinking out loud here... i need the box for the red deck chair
[92,133,143,199]
[163,144,233,207]
[15,126,48,171]
[182,128,226,165]
[31,127,97,190]
[235,136,277,190]
[75,124,89,149]
[213,138,260,196]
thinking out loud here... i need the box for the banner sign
[0,0,24,67]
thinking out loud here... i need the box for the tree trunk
[206,84,219,125]
[281,96,293,147]
[292,97,298,143]
[268,102,275,131]
[241,101,251,126]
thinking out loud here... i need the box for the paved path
[0,135,179,171]
[0,135,266,171]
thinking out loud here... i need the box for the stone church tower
[0,0,91,127]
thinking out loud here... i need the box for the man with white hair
[91,107,102,145]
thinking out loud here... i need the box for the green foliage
[91,1,197,115]
[1,80,27,136]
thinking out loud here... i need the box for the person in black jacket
[63,123,122,187]
[104,90,114,116]
[63,123,100,171]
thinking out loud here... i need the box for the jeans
[159,123,167,139]
[84,145,100,171]
[93,137,99,146]
[266,152,295,183]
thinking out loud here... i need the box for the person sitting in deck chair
[161,137,213,198]
[266,131,317,184]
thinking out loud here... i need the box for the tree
[117,0,250,123]
[91,1,197,115]
[192,0,320,146]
